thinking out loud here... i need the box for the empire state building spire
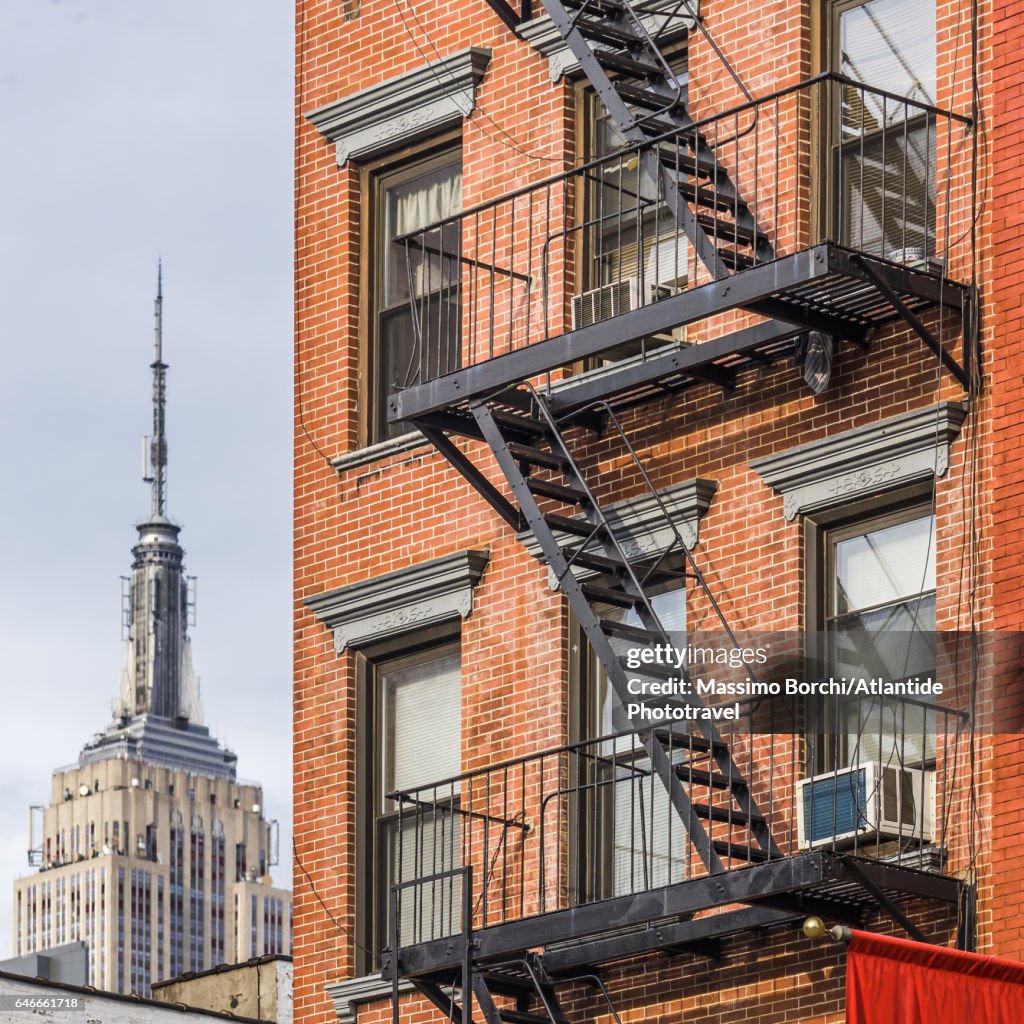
[113,266,203,726]
[148,261,168,519]
[77,268,235,778]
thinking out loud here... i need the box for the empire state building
[11,271,292,995]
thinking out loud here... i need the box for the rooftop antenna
[144,261,168,518]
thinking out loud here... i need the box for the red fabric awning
[846,929,1024,1024]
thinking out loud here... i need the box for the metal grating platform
[390,243,972,428]
[383,850,960,980]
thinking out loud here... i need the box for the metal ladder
[467,385,780,873]
[541,0,774,279]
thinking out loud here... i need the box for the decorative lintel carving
[750,402,968,521]
[304,550,490,652]
[306,47,492,165]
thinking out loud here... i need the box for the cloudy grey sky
[0,2,293,956]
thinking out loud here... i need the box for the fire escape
[380,1,977,1020]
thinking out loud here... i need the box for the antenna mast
[149,263,168,518]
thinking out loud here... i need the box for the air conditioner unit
[571,277,686,345]
[796,762,935,849]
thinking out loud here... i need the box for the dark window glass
[362,642,462,967]
[371,150,462,441]
[578,588,687,901]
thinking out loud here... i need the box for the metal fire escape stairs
[471,387,779,875]
[546,0,773,281]
[415,0,783,883]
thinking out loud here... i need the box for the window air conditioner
[571,277,686,345]
[796,762,935,849]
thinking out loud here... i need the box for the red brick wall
[295,0,1007,1021]
[981,0,1024,963]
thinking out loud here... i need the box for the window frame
[573,47,690,366]
[803,485,937,773]
[359,134,462,448]
[568,579,688,904]
[815,0,938,255]
[354,622,461,974]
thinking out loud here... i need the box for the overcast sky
[0,2,293,957]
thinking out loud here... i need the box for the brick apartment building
[295,0,1022,1022]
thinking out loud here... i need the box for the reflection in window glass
[825,509,937,767]
[588,589,688,896]
[377,648,462,952]
[833,0,936,257]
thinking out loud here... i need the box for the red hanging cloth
[846,929,1024,1024]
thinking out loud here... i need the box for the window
[367,144,462,443]
[827,0,937,257]
[573,587,687,901]
[577,52,690,361]
[811,499,937,769]
[357,633,462,971]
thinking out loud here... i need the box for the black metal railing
[387,693,969,951]
[393,72,971,392]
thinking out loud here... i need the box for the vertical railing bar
[635,147,645,364]
[482,772,491,928]
[595,137,605,305]
[598,741,602,901]
[425,228,434,382]
[414,797,423,944]
[665,730,674,884]
[924,112,932,260]
[879,94,888,258]
[836,81,844,247]
[557,752,565,909]
[508,196,516,358]
[538,757,546,914]
[768,676,776,856]
[390,885,400,1024]
[461,216,472,371]
[732,111,740,264]
[774,96,780,253]
[673,137,682,298]
[526,192,535,352]
[470,212,480,368]
[396,791,404,949]
[520,760,526,919]
[874,700,883,861]
[751,101,759,260]
[543,185,552,340]
[489,205,498,361]
[858,86,866,253]
[561,175,570,357]
[502,766,509,922]
[902,104,910,255]
[791,692,797,853]
[428,786,436,941]
[577,745,585,905]
[639,761,650,893]
[690,125,698,288]
[462,865,473,1024]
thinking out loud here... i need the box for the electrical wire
[390,0,575,165]
[294,848,376,961]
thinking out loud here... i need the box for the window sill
[332,430,430,474]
